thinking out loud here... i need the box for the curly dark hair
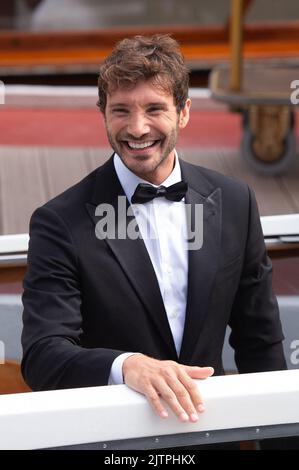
[97,34,189,113]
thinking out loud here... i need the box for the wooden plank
[179,147,229,174]
[219,150,298,216]
[0,147,112,235]
[267,244,299,258]
[40,147,90,197]
[0,266,26,284]
[0,146,299,234]
[277,163,299,213]
[0,361,31,395]
[1,22,299,50]
[86,148,112,172]
[0,147,48,234]
[0,22,299,73]
[182,148,299,216]
[210,66,299,104]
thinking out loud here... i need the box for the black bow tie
[131,181,188,204]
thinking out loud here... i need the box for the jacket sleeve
[228,186,287,373]
[21,205,123,391]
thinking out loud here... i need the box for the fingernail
[160,410,168,419]
[198,404,205,413]
[190,413,198,422]
[180,412,189,422]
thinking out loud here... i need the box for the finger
[156,370,203,423]
[153,377,195,422]
[183,366,214,379]
[178,371,206,414]
[169,377,201,422]
[145,385,169,420]
[159,363,206,422]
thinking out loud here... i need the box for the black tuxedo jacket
[21,156,286,390]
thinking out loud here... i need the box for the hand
[122,354,214,423]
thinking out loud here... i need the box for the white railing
[261,214,299,244]
[0,370,298,450]
[4,85,225,110]
[0,233,29,267]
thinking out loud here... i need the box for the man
[21,35,286,429]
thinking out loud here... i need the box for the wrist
[122,353,144,380]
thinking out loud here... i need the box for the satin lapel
[179,161,222,363]
[85,157,177,358]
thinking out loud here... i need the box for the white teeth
[127,141,155,149]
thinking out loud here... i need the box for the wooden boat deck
[1,145,299,235]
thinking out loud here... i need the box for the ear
[178,98,191,129]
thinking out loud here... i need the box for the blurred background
[0,1,298,393]
[1,0,299,30]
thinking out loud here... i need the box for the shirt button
[170,310,177,319]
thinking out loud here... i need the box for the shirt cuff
[108,352,140,385]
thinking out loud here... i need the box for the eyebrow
[109,102,168,109]
[147,102,168,108]
[108,103,128,108]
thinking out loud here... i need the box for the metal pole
[229,0,244,92]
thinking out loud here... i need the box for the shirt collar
[113,151,182,204]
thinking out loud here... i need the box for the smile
[125,140,159,150]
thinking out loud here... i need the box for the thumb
[183,365,214,379]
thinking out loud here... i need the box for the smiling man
[21,35,287,434]
[104,79,190,185]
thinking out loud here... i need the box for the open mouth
[123,140,160,151]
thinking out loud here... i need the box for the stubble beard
[106,125,179,180]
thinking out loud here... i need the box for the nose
[126,113,150,138]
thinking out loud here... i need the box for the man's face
[104,80,191,184]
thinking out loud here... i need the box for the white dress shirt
[108,152,188,384]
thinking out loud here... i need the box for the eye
[112,108,129,115]
[147,106,164,114]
